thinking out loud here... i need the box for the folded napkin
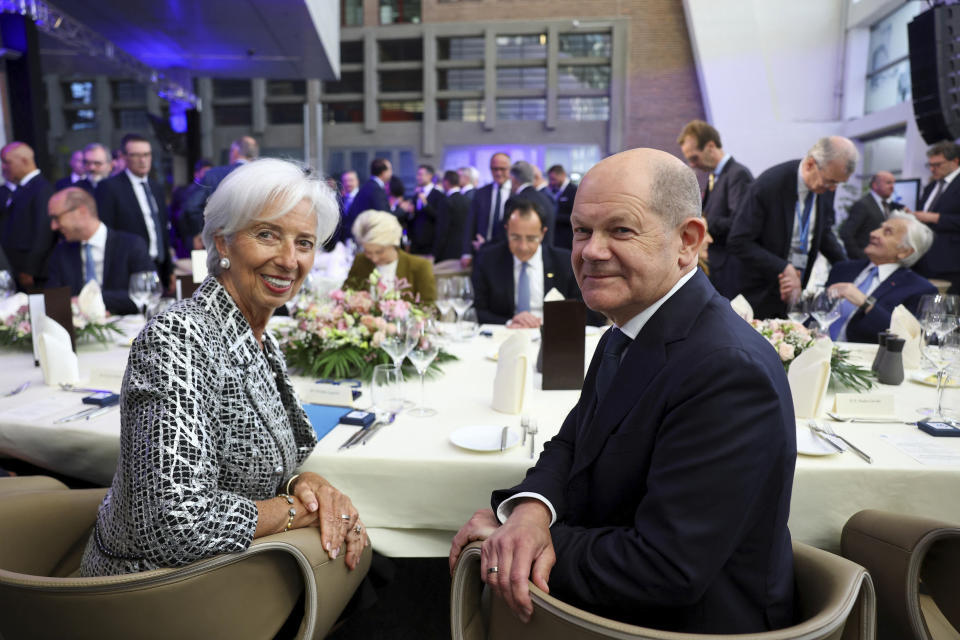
[191,249,208,283]
[788,338,832,418]
[492,333,528,414]
[38,316,79,386]
[730,294,754,322]
[890,304,922,369]
[77,280,107,323]
[543,287,565,303]
[0,292,28,321]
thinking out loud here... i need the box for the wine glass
[450,276,474,333]
[786,291,810,324]
[435,279,454,323]
[458,307,480,340]
[406,318,441,417]
[129,271,162,319]
[917,294,960,419]
[808,289,841,336]
[0,270,14,297]
[371,363,404,417]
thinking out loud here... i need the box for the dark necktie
[487,186,502,240]
[928,180,945,211]
[83,243,97,284]
[140,180,162,259]
[595,327,632,402]
[516,261,531,313]
[882,200,890,218]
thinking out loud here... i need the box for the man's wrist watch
[859,296,876,314]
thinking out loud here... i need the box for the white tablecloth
[1,322,959,557]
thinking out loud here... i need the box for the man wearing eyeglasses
[461,152,512,268]
[728,136,856,318]
[912,141,960,294]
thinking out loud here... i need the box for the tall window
[497,35,546,60]
[865,1,923,114]
[380,0,420,24]
[342,0,362,26]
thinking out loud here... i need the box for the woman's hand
[290,472,363,563]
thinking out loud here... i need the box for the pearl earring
[219,257,231,270]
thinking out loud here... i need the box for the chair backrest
[451,541,875,640]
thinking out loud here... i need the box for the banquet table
[1,319,959,558]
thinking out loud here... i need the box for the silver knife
[54,407,100,423]
[339,425,373,451]
[499,426,509,452]
[84,405,118,420]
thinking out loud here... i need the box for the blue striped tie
[830,266,878,341]
[83,243,97,284]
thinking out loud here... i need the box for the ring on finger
[354,523,363,534]
[487,566,499,575]
[340,513,350,521]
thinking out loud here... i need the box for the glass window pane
[380,0,421,24]
[213,104,252,126]
[437,99,485,121]
[868,1,923,72]
[325,71,364,94]
[860,131,906,177]
[267,103,304,125]
[496,66,546,90]
[438,67,484,90]
[558,33,612,58]
[379,100,423,121]
[66,108,96,130]
[64,81,94,105]
[557,96,610,121]
[342,0,363,26]
[496,98,545,121]
[379,38,423,62]
[380,69,423,92]
[267,80,306,96]
[213,79,252,99]
[341,40,363,64]
[865,59,912,114]
[496,35,546,60]
[113,108,147,130]
[438,36,484,60]
[113,81,146,102]
[557,65,610,90]
[324,101,364,123]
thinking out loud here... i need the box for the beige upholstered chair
[0,478,371,640]
[451,541,875,640]
[842,509,960,640]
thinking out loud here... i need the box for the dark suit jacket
[409,187,444,256]
[551,182,578,251]
[342,177,391,244]
[825,259,937,344]
[0,244,10,272]
[491,270,795,632]
[46,228,156,315]
[839,192,898,260]
[513,186,556,248]
[0,173,55,280]
[95,172,173,283]
[433,191,470,261]
[728,159,846,318]
[343,250,436,305]
[471,241,603,326]
[915,178,960,287]
[702,157,753,299]
[465,182,508,252]
[182,163,243,239]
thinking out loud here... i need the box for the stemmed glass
[380,316,418,408]
[808,289,841,336]
[450,276,474,335]
[129,271,162,320]
[786,291,810,324]
[917,294,960,420]
[435,279,455,323]
[406,318,441,417]
[0,271,14,297]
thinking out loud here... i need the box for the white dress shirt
[18,169,40,187]
[125,169,159,259]
[82,222,108,284]
[374,258,398,287]
[923,166,960,211]
[497,267,700,525]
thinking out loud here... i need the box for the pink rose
[360,314,377,330]
[330,289,345,303]
[778,342,795,362]
[371,330,385,347]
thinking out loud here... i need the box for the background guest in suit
[96,133,173,289]
[182,136,259,245]
[78,143,113,194]
[547,164,578,251]
[339,170,359,218]
[509,160,556,248]
[344,209,436,304]
[826,213,936,343]
[46,187,156,315]
[433,170,469,262]
[472,199,598,328]
[677,120,753,299]
[913,140,960,294]
[0,141,55,290]
[839,171,901,260]
[458,166,479,200]
[343,158,392,245]
[169,158,212,258]
[110,148,125,176]
[463,152,512,266]
[728,136,856,318]
[409,164,444,257]
[387,175,412,227]
[54,149,86,191]
[451,148,796,633]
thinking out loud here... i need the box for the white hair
[891,212,934,268]
[459,166,479,186]
[807,136,859,176]
[352,209,402,247]
[202,158,338,276]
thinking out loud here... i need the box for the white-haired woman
[344,209,436,304]
[80,159,371,587]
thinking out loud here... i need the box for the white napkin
[0,292,28,320]
[730,294,754,322]
[77,280,107,323]
[890,304,922,369]
[543,287,565,303]
[191,249,208,283]
[38,316,79,386]
[492,333,528,414]
[787,339,832,418]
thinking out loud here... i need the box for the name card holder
[541,300,586,390]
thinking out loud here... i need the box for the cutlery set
[339,412,397,450]
[807,420,873,464]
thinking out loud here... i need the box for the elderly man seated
[826,213,937,343]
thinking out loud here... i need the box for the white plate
[796,425,841,456]
[910,372,960,388]
[450,425,521,452]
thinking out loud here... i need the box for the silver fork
[816,421,872,464]
[3,381,29,397]
[358,412,398,446]
[825,411,913,425]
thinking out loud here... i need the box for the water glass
[450,276,474,331]
[371,364,404,417]
[809,289,840,335]
[129,271,162,319]
[435,279,455,322]
[407,318,441,417]
[917,294,960,420]
[786,292,809,324]
[458,307,480,340]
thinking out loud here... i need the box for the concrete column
[422,26,437,157]
[251,78,267,134]
[364,29,378,133]
[608,21,628,155]
[44,74,65,140]
[483,27,497,131]
[94,75,113,147]
[307,78,322,168]
[545,24,559,131]
[197,77,214,160]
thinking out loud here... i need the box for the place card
[294,380,354,407]
[87,368,125,393]
[833,393,895,418]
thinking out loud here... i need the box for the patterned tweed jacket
[80,277,316,576]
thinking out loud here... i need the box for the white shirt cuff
[495,492,557,526]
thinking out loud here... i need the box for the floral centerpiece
[276,273,456,381]
[750,318,874,392]
[0,283,125,350]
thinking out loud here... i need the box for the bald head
[49,187,99,243]
[1,142,37,184]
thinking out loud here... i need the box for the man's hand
[481,500,555,623]
[508,312,541,329]
[471,234,486,252]
[913,210,940,225]
[460,254,473,269]
[449,508,499,574]
[828,282,866,307]
[778,264,801,302]
[16,272,33,289]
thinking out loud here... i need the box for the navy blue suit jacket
[728,159,846,318]
[409,187,445,256]
[465,182,508,251]
[95,173,172,283]
[181,162,242,238]
[341,177,390,244]
[433,191,470,261]
[471,241,603,326]
[46,228,156,316]
[702,157,753,299]
[551,182,578,251]
[915,178,960,287]
[492,270,796,632]
[825,259,937,344]
[0,174,55,280]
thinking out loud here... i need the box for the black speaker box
[909,5,960,143]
